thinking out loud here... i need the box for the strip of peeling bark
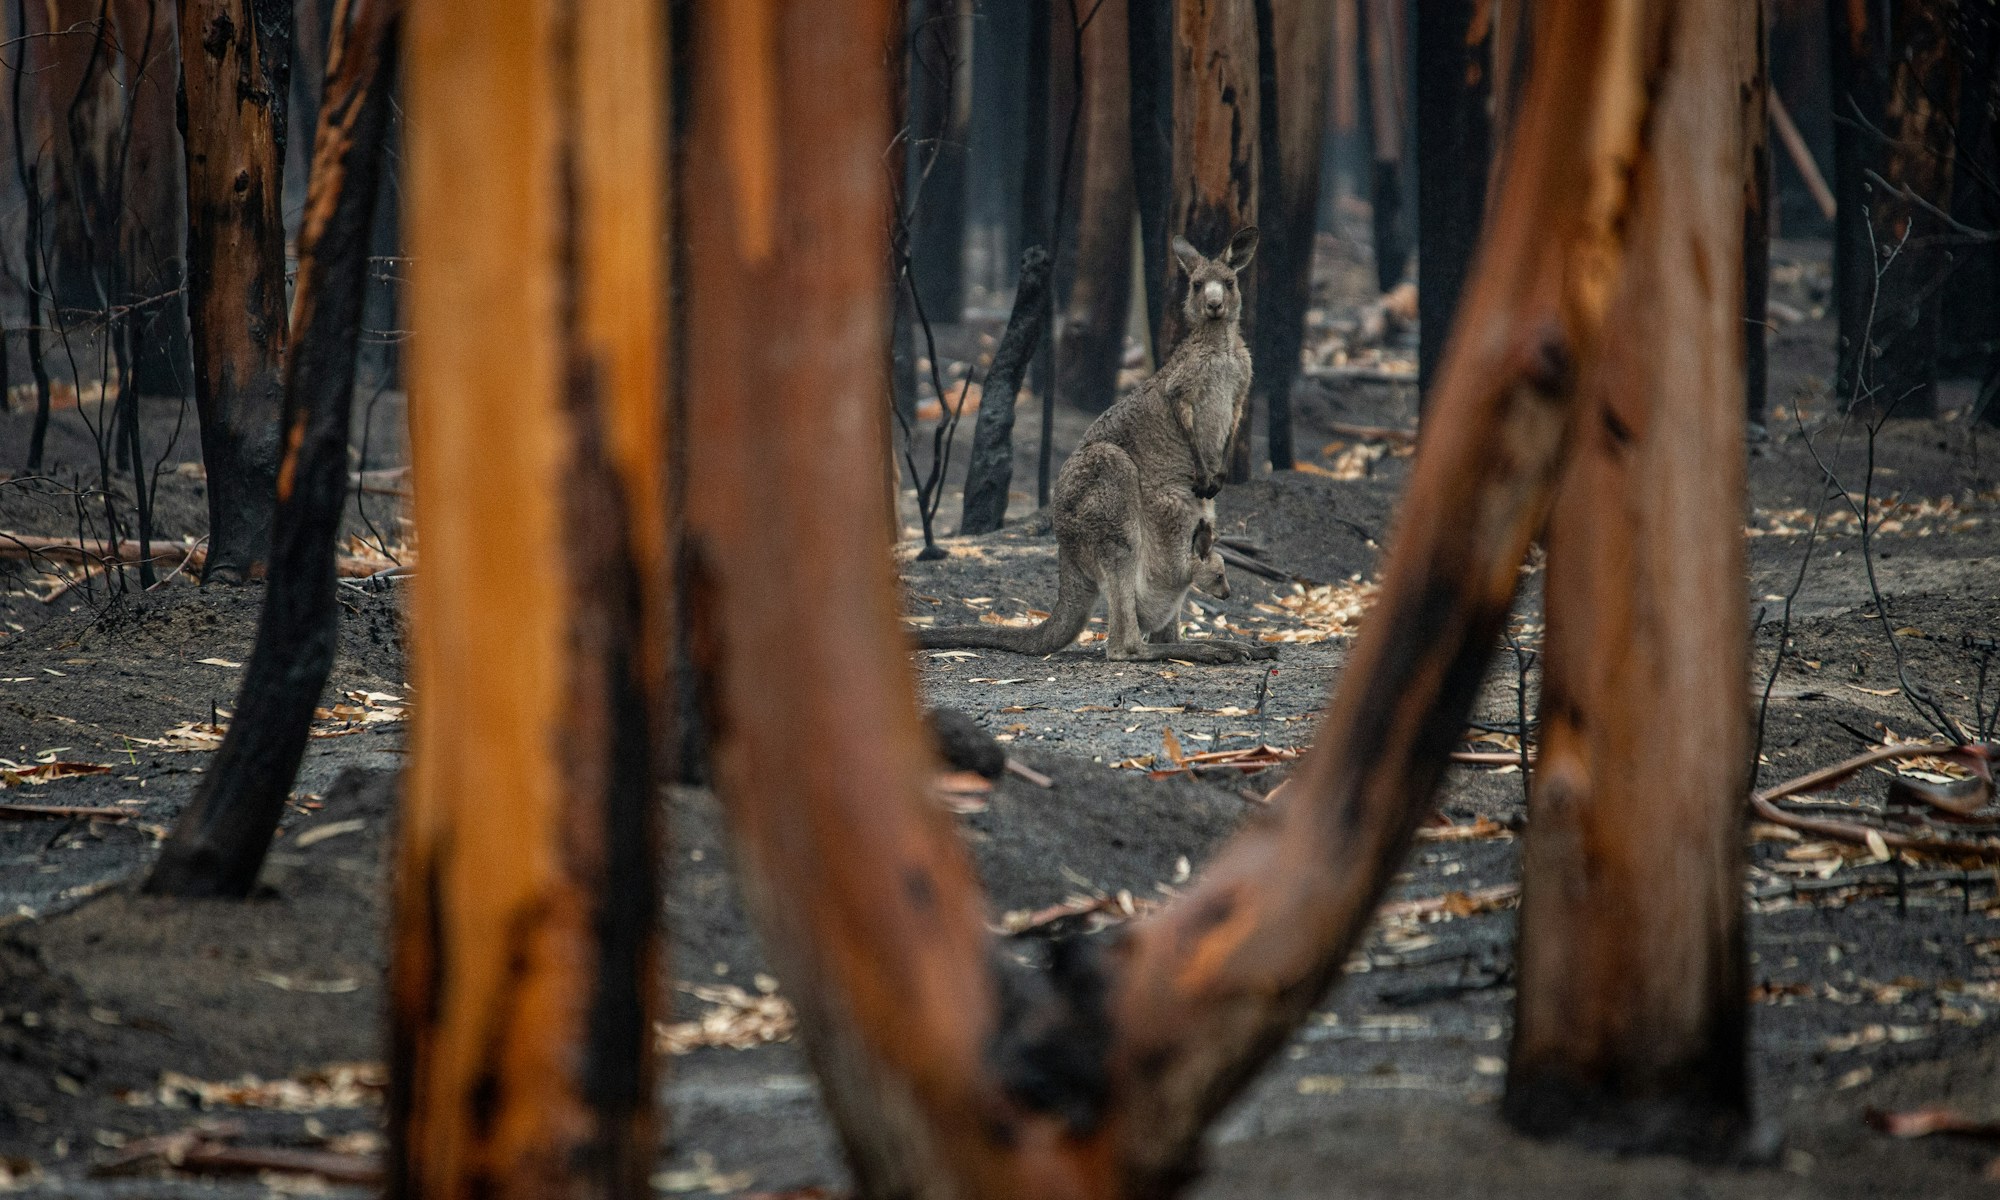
[388,0,670,1193]
[1095,4,1674,1189]
[1505,0,1753,1158]
[145,0,402,899]
[177,0,292,581]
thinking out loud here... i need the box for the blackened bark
[1254,0,1331,469]
[1742,0,1769,425]
[909,0,970,320]
[1128,0,1173,356]
[1055,0,1134,417]
[1415,0,1491,406]
[147,0,400,898]
[1358,0,1407,292]
[1945,1,1997,399]
[1828,0,1959,419]
[961,247,1051,535]
[10,0,54,470]
[179,0,294,582]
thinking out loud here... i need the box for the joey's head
[1192,517,1229,599]
[1173,227,1258,328]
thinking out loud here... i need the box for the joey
[916,229,1274,665]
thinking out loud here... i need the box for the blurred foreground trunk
[389,0,670,1194]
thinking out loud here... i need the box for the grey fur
[916,229,1277,664]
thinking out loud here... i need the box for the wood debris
[657,982,796,1054]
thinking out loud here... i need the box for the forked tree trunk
[388,0,669,1194]
[1742,0,1769,425]
[1168,0,1259,482]
[1503,0,1752,1157]
[1415,0,1492,405]
[1357,0,1407,292]
[1828,0,1960,419]
[679,4,1089,1195]
[145,0,400,899]
[676,0,1726,1194]
[179,0,292,581]
[1251,0,1330,469]
[1055,0,1134,416]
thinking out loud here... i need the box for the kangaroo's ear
[1224,226,1259,271]
[1192,520,1214,559]
[1171,235,1203,276]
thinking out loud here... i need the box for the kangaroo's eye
[1222,279,1234,290]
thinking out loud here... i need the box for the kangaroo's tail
[915,560,1096,656]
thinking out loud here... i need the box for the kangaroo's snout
[1202,280,1227,317]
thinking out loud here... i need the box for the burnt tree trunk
[1504,0,1752,1156]
[909,0,971,320]
[961,248,1052,534]
[1128,0,1174,355]
[388,0,669,1193]
[9,0,55,469]
[145,0,399,899]
[1055,0,1134,416]
[1828,0,1960,419]
[1357,0,1407,291]
[1945,0,1998,412]
[1742,0,1769,425]
[1251,0,1330,469]
[1415,0,1492,406]
[178,0,292,581]
[1169,0,1259,482]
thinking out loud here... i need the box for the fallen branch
[1749,742,2000,854]
[1005,758,1054,788]
[1768,88,1835,222]
[0,532,397,579]
[1301,364,1419,385]
[0,803,130,820]
[1321,421,1419,444]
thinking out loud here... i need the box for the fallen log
[0,532,395,579]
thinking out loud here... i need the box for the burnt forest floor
[1,236,2000,1197]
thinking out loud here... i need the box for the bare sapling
[917,228,1276,664]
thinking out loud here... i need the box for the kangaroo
[917,228,1275,664]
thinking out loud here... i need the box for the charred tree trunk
[9,0,55,469]
[1251,0,1329,470]
[1357,0,1407,291]
[389,0,669,1193]
[1168,0,1259,482]
[1504,0,1753,1156]
[1742,0,1769,425]
[1055,0,1134,416]
[909,0,971,320]
[1828,0,1961,419]
[961,248,1052,534]
[1415,0,1492,406]
[1128,0,1174,355]
[178,0,292,581]
[1945,0,1998,409]
[145,0,399,900]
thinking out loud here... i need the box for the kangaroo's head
[1173,227,1258,328]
